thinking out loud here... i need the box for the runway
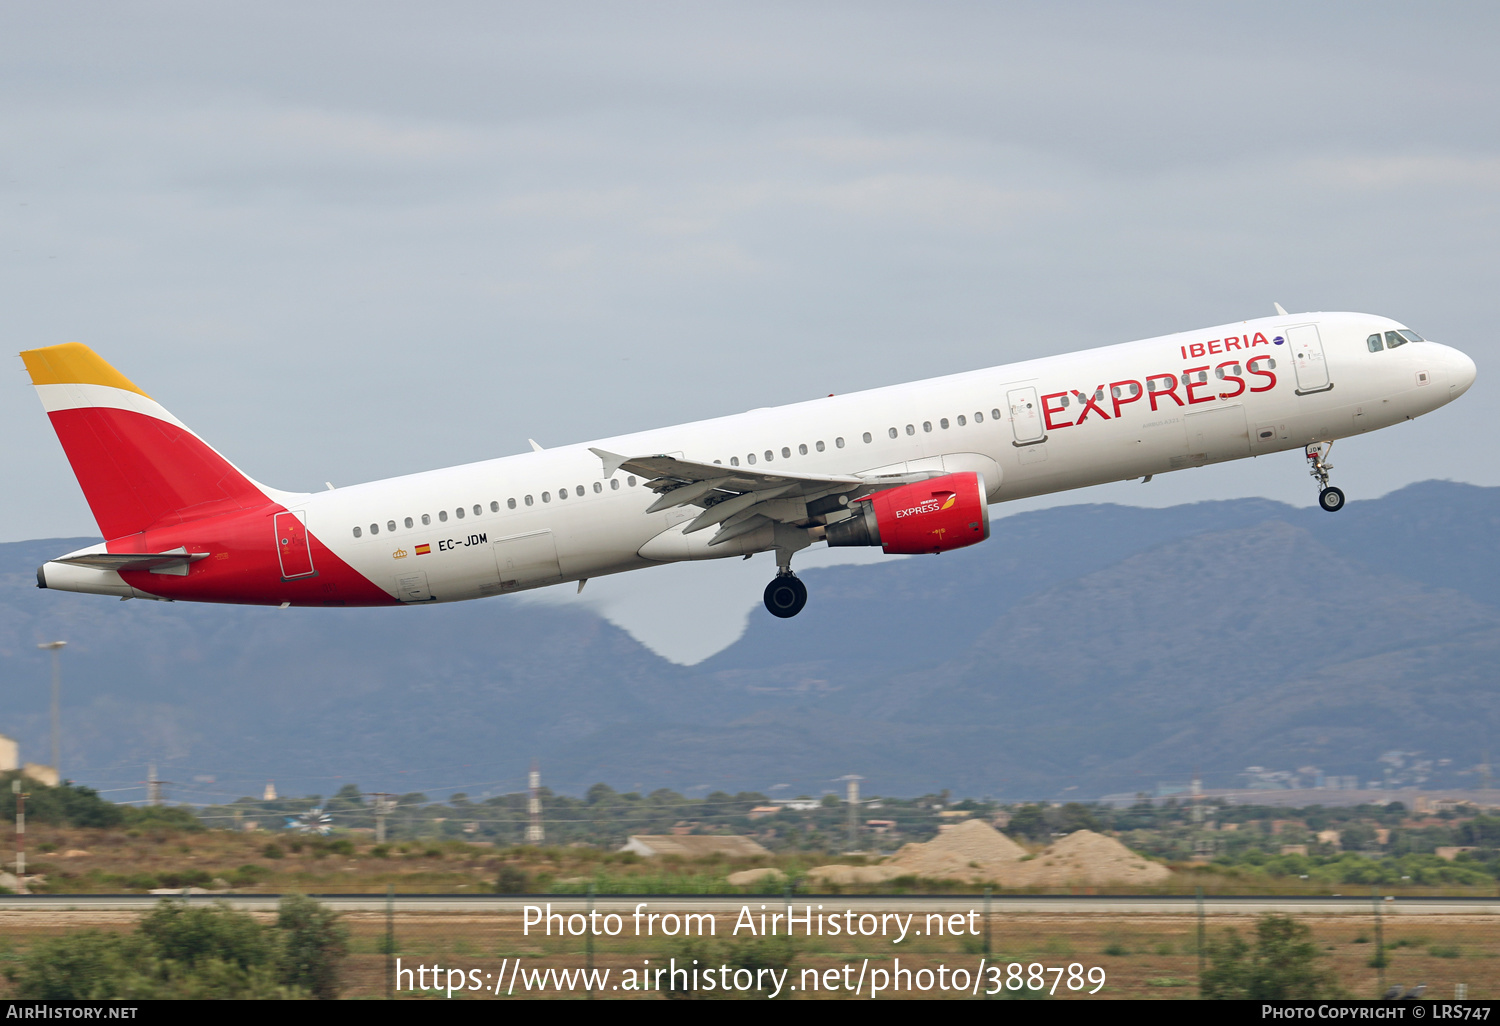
[1,893,1496,916]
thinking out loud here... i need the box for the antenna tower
[842,775,863,851]
[526,760,545,844]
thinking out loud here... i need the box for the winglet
[1273,302,1288,316]
[528,438,545,453]
[589,447,628,478]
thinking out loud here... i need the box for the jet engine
[825,472,990,555]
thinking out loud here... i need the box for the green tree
[276,894,349,1000]
[1006,804,1047,842]
[1200,914,1341,999]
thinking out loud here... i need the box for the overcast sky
[4,3,1498,660]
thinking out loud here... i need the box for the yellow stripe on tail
[19,343,152,399]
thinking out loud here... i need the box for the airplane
[23,307,1475,618]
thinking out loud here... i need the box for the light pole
[37,641,66,778]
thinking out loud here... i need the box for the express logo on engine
[895,492,956,519]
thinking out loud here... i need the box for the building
[0,734,16,772]
[620,835,771,858]
[22,763,59,787]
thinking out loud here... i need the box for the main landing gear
[1306,441,1345,513]
[764,570,808,618]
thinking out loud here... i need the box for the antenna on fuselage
[1273,302,1288,316]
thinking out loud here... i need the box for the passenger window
[922,421,932,432]
[816,440,826,452]
[508,498,517,509]
[576,486,585,497]
[747,453,757,464]
[974,412,984,422]
[940,418,949,429]
[1385,330,1407,349]
[888,427,898,439]
[992,408,1002,420]
[370,523,379,535]
[610,479,620,490]
[542,492,550,503]
[863,432,873,443]
[627,476,636,486]
[473,505,482,516]
[835,437,844,448]
[905,424,915,435]
[387,520,396,532]
[957,415,966,426]
[525,495,534,506]
[558,488,567,500]
[593,482,602,493]
[422,514,431,525]
[1368,333,1384,352]
[353,526,362,538]
[782,447,791,458]
[730,456,740,466]
[404,517,413,528]
[456,507,465,519]
[798,444,807,455]
[764,450,774,461]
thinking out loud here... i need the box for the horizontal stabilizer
[54,548,210,575]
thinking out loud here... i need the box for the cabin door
[1286,324,1332,394]
[274,511,316,580]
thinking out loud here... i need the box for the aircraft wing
[589,448,936,546]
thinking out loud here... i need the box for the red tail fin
[21,343,270,540]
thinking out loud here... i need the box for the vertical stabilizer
[21,343,272,539]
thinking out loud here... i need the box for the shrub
[262,844,284,860]
[495,865,530,894]
[1201,915,1342,999]
[2,897,348,999]
[276,895,348,1000]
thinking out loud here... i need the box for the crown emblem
[393,548,409,559]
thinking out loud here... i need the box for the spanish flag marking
[415,544,431,555]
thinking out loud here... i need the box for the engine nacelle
[825,472,990,555]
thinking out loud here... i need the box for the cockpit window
[1385,331,1408,349]
[1367,334,1384,352]
[1399,329,1424,343]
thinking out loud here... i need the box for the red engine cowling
[825,472,991,555]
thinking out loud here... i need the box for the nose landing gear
[1306,442,1345,512]
[763,570,808,618]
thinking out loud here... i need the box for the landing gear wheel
[764,574,808,618]
[1318,486,1346,512]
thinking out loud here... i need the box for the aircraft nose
[1450,347,1477,398]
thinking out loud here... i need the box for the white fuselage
[287,311,1473,604]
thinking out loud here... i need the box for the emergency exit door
[1007,386,1045,444]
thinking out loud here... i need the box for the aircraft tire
[764,574,808,618]
[1318,486,1346,512]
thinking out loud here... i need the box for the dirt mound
[1006,830,1171,887]
[727,868,785,887]
[803,825,1170,889]
[886,819,1027,880]
[803,864,904,886]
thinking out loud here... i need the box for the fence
[1,891,1495,999]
